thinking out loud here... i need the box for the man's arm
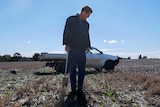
[86,23,91,50]
[63,17,72,46]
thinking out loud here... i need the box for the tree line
[0,52,40,62]
[0,52,149,62]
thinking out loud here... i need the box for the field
[0,59,160,107]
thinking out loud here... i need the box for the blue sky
[0,0,160,59]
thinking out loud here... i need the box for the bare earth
[0,59,160,107]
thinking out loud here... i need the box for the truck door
[86,47,104,68]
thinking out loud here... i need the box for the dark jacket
[63,14,91,50]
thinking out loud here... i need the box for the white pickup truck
[40,47,119,73]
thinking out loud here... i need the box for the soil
[0,59,160,107]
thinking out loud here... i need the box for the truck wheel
[95,68,102,71]
[59,62,70,74]
[104,61,115,70]
[55,63,60,72]
[59,62,65,74]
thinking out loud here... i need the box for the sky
[0,0,160,59]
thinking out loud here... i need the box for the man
[63,6,92,103]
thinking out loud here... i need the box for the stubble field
[0,59,160,107]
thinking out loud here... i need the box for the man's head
[79,6,92,20]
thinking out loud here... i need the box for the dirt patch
[0,59,160,107]
[0,61,46,69]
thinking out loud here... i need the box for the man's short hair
[81,6,93,13]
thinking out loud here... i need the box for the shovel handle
[64,53,69,77]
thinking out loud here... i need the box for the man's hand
[85,47,90,52]
[65,45,71,52]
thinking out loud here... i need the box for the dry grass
[0,59,160,106]
[84,69,160,106]
[0,72,159,106]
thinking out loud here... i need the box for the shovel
[56,53,69,107]
[62,53,69,87]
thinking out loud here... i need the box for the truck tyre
[59,62,65,74]
[95,68,102,71]
[55,63,60,72]
[59,62,70,74]
[104,61,115,70]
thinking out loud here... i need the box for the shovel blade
[62,76,68,87]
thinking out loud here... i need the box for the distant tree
[0,55,2,61]
[13,52,22,61]
[21,57,33,61]
[32,53,40,61]
[1,55,12,62]
[128,56,131,59]
[138,54,142,59]
[143,56,147,59]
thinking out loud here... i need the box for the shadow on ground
[33,69,114,76]
[33,71,61,76]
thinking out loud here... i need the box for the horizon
[0,0,160,59]
[1,48,160,59]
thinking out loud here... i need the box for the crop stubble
[0,59,160,107]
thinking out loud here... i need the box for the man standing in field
[63,6,92,104]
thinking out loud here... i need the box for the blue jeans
[69,49,86,92]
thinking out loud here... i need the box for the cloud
[103,40,107,43]
[27,41,31,44]
[103,40,118,44]
[103,39,125,44]
[108,40,118,44]
[121,40,124,43]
